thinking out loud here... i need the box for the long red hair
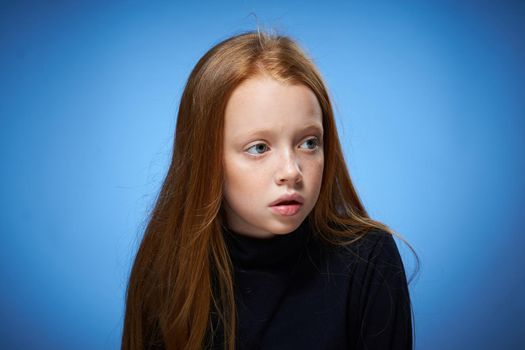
[122,29,418,350]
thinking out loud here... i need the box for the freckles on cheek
[307,158,324,187]
[304,157,324,173]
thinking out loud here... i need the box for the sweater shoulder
[311,228,405,276]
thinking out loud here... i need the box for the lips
[269,193,304,217]
[269,193,305,207]
[270,204,302,216]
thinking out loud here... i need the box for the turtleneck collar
[222,219,311,271]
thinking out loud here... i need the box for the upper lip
[269,193,305,206]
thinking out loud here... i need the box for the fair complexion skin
[222,75,324,239]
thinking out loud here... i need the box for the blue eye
[246,143,269,155]
[245,138,320,156]
[300,137,320,150]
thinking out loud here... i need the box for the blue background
[1,1,524,349]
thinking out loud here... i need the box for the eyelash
[245,137,321,156]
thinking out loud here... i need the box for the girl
[122,29,417,350]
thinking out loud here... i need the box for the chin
[267,220,303,235]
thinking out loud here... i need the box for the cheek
[304,156,324,186]
[223,158,268,202]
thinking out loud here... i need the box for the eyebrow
[242,123,324,139]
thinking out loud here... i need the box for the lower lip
[269,203,302,216]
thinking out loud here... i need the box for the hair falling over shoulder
[121,28,419,350]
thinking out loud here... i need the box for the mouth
[272,200,302,206]
[269,200,303,217]
[269,193,305,207]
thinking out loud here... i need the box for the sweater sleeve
[347,230,413,350]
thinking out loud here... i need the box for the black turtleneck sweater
[216,220,413,350]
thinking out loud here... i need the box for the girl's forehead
[227,76,319,108]
[224,77,323,135]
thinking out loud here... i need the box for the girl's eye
[245,137,320,156]
[246,143,269,155]
[300,137,320,150]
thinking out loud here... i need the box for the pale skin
[222,75,324,239]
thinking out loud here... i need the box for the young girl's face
[222,76,324,238]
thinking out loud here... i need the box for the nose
[275,149,302,185]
